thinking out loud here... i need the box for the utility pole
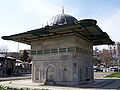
[118,55,120,73]
[116,50,120,72]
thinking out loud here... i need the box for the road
[0,74,31,81]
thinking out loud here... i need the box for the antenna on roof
[62,6,64,14]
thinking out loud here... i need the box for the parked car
[109,67,120,72]
[94,68,103,72]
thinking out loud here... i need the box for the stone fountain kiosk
[2,12,114,85]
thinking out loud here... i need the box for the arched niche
[46,64,56,82]
[63,66,68,81]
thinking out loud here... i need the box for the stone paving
[0,72,120,90]
[94,72,113,79]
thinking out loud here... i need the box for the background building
[108,42,120,58]
[93,42,120,69]
[0,54,16,76]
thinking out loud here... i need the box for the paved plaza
[0,72,120,90]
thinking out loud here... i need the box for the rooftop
[49,14,78,26]
[1,12,114,45]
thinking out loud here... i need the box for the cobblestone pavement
[0,72,120,90]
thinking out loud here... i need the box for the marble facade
[31,34,94,85]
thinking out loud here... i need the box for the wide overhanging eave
[1,19,114,45]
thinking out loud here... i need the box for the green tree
[21,50,29,62]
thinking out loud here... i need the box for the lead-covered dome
[49,14,78,26]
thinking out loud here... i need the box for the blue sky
[0,0,120,52]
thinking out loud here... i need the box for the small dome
[49,14,78,26]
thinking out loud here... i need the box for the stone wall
[31,34,94,84]
[31,35,76,50]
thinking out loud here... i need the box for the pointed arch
[35,67,39,80]
[46,64,56,81]
[63,66,68,81]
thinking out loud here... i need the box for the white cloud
[0,39,30,52]
[1,0,120,51]
[94,9,120,50]
[98,9,120,42]
[0,0,63,52]
[18,0,62,26]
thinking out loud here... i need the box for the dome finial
[62,6,64,14]
[47,21,48,25]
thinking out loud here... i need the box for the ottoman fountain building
[2,9,114,85]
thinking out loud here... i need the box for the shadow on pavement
[41,79,120,89]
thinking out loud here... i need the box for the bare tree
[99,49,115,68]
[0,45,8,54]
